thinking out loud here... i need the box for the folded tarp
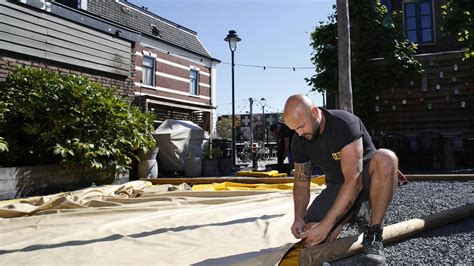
[0,181,323,265]
[236,170,288,177]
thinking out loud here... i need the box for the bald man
[283,94,398,264]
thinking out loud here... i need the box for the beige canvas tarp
[0,181,322,265]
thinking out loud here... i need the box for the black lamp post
[224,30,241,167]
[260,98,266,145]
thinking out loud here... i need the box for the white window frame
[189,69,200,95]
[142,56,155,86]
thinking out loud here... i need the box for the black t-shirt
[292,109,375,184]
[277,122,295,151]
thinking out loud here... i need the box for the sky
[129,0,334,116]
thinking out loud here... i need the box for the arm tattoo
[294,162,311,182]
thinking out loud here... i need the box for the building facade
[0,0,219,133]
[0,0,138,101]
[372,0,473,169]
[84,0,219,133]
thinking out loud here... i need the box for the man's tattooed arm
[294,161,312,182]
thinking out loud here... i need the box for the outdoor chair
[382,133,411,171]
[415,132,446,169]
[462,134,474,166]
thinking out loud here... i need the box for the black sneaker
[362,224,386,265]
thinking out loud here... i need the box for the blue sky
[130,0,334,116]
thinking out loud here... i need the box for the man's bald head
[283,94,321,141]
[283,94,314,121]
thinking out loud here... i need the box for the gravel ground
[332,180,473,265]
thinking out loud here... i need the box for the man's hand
[291,218,305,239]
[302,221,331,247]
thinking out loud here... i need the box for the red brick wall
[133,44,212,106]
[0,52,135,102]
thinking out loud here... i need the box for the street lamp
[224,30,241,167]
[260,98,267,145]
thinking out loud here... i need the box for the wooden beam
[337,0,353,112]
[142,177,295,185]
[299,203,474,265]
[142,174,474,185]
[406,174,474,181]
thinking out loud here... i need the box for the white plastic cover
[154,119,207,172]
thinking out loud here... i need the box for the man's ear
[310,106,318,119]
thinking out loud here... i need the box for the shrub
[0,100,7,152]
[0,66,156,171]
[203,141,222,159]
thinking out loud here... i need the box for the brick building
[0,0,139,101]
[0,0,219,133]
[84,0,219,132]
[326,0,473,170]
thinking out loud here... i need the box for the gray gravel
[332,181,473,265]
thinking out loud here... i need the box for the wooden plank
[0,6,47,30]
[46,29,130,60]
[45,43,128,71]
[0,40,46,58]
[0,11,130,59]
[46,37,130,67]
[406,174,474,181]
[299,204,474,265]
[0,1,130,51]
[0,27,47,44]
[142,177,296,185]
[45,51,129,76]
[0,3,132,72]
[0,38,127,76]
[0,14,47,35]
[0,2,129,54]
[44,19,129,52]
[142,174,474,185]
[0,32,46,51]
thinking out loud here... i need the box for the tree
[442,0,474,60]
[0,101,7,152]
[216,117,232,139]
[306,1,422,127]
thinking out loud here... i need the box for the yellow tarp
[192,175,326,191]
[235,170,288,177]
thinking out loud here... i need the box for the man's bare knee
[370,149,398,177]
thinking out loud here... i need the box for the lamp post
[260,98,266,145]
[224,30,241,167]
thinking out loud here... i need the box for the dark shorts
[304,163,371,225]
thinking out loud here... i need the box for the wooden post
[299,203,474,265]
[336,0,353,112]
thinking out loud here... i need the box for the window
[190,69,199,95]
[142,56,155,86]
[404,0,434,44]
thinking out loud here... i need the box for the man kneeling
[283,94,399,264]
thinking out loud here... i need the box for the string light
[147,48,314,71]
[220,62,313,70]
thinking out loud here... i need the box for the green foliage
[0,66,156,171]
[203,142,222,160]
[442,0,474,59]
[216,117,232,139]
[306,2,422,127]
[0,100,8,152]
